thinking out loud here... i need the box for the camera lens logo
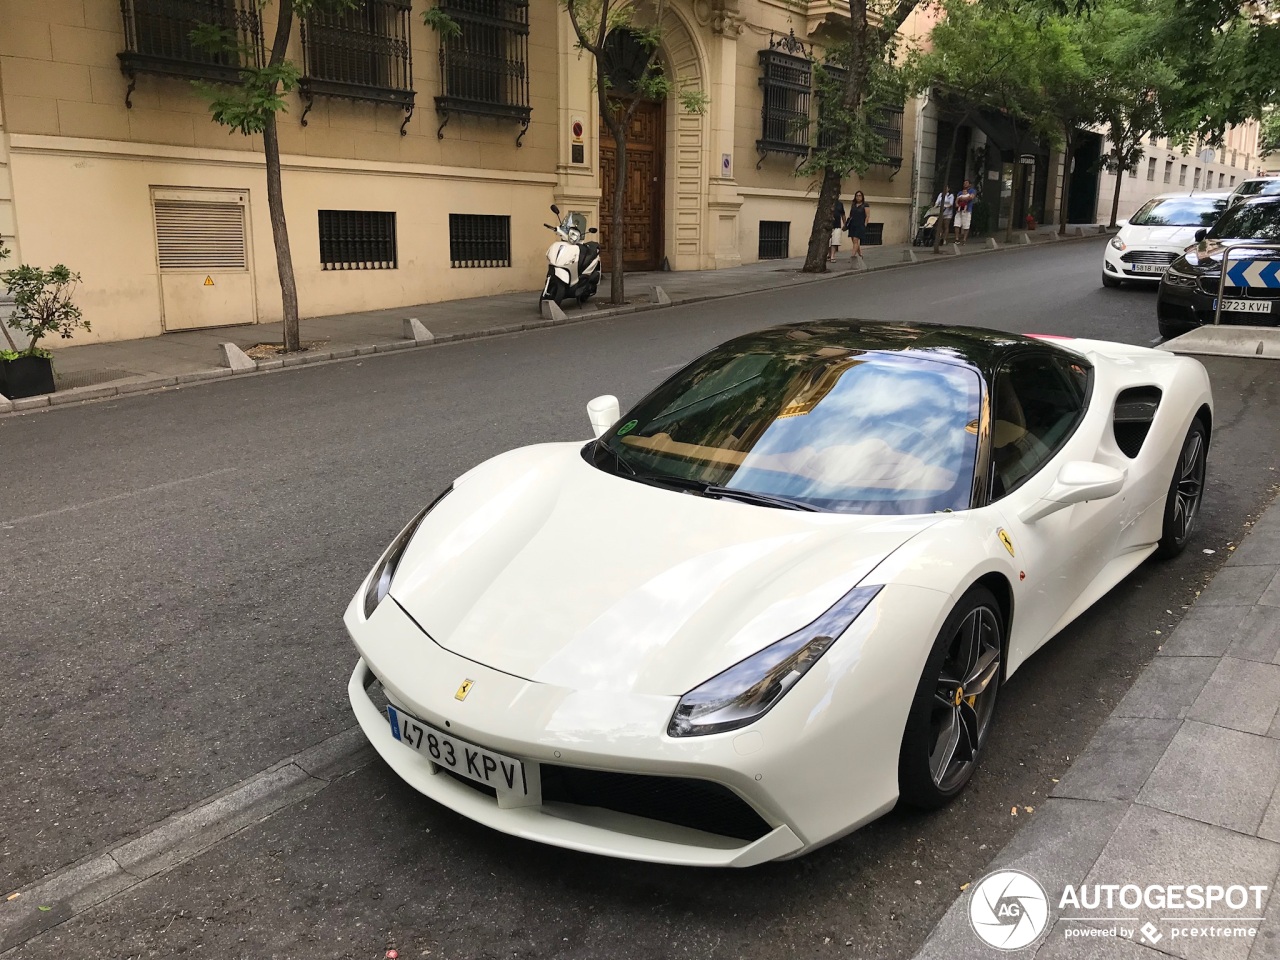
[968,869,1050,950]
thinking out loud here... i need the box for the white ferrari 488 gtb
[345,321,1212,867]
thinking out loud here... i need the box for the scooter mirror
[550,204,561,216]
[588,227,598,234]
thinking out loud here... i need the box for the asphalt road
[3,238,1278,959]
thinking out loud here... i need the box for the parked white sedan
[346,321,1212,867]
[1103,191,1229,287]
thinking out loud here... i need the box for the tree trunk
[1109,158,1124,228]
[1005,159,1025,244]
[1058,127,1074,236]
[265,2,300,352]
[933,121,963,253]
[610,124,627,304]
[803,167,842,273]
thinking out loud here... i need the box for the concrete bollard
[1018,233,1032,245]
[402,317,434,342]
[540,299,568,322]
[986,237,999,249]
[902,249,919,263]
[647,285,671,305]
[220,342,256,372]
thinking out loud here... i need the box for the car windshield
[1129,196,1225,227]
[1235,180,1280,199]
[595,346,982,514]
[1207,201,1280,241]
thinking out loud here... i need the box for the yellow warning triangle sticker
[203,276,214,286]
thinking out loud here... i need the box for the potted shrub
[0,262,88,399]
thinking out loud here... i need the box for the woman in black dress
[847,190,869,261]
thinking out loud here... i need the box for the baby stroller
[913,205,940,247]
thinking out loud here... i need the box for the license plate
[1129,263,1166,274]
[1218,298,1273,314]
[387,705,529,797]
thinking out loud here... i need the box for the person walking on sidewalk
[847,191,870,261]
[829,191,846,262]
[955,179,978,244]
[935,185,956,245]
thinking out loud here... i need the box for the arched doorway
[599,29,665,271]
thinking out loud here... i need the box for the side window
[990,355,1089,499]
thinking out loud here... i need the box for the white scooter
[541,204,602,308]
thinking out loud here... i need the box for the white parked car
[1103,192,1229,287]
[345,321,1213,867]
[1226,176,1280,208]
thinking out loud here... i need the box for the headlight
[667,585,882,737]
[1164,265,1198,287]
[1109,237,1127,251]
[361,487,452,619]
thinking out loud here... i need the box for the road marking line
[0,468,237,528]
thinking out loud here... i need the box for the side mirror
[588,227,598,234]
[550,204,561,216]
[1017,461,1125,524]
[1194,228,1208,242]
[586,395,620,439]
[1116,219,1129,228]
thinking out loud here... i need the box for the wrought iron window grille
[758,220,790,260]
[867,103,905,175]
[300,0,416,135]
[449,214,512,268]
[319,210,398,270]
[118,0,264,107]
[757,30,812,169]
[434,0,532,147]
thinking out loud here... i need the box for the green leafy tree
[561,0,707,304]
[0,264,88,359]
[1261,108,1280,156]
[193,1,356,353]
[799,0,922,273]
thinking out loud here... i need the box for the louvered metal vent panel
[154,201,247,271]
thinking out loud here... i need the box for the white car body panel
[346,331,1213,865]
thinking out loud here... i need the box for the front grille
[1121,251,1177,265]
[540,767,772,842]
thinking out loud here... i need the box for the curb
[4,232,1109,419]
[0,727,374,954]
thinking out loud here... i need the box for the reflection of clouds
[733,361,975,499]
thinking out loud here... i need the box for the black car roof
[723,319,1082,383]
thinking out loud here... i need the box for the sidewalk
[913,501,1280,959]
[2,226,1108,414]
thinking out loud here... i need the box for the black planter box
[1,355,55,399]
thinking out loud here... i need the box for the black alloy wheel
[1155,419,1208,559]
[899,586,1004,808]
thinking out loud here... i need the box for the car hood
[1120,224,1203,248]
[389,442,940,696]
[1181,240,1277,270]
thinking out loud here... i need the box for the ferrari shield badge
[998,528,1016,557]
[455,679,475,701]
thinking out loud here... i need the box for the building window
[1164,160,1173,184]
[1219,172,1226,188]
[1231,176,1237,187]
[1146,157,1157,181]
[318,210,397,270]
[1179,164,1187,185]
[449,214,511,268]
[118,0,264,98]
[434,0,531,144]
[759,221,790,260]
[757,32,812,161]
[869,103,905,169]
[300,0,415,132]
[1193,168,1201,188]
[1232,150,1238,167]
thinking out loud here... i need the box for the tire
[1154,419,1209,559]
[1102,273,1122,288]
[899,585,1004,809]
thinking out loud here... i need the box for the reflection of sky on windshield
[730,358,979,509]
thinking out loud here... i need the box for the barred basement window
[435,0,532,145]
[757,31,812,164]
[449,214,511,268]
[318,210,397,270]
[759,221,790,260]
[300,0,415,134]
[118,0,264,103]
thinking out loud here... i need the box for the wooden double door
[599,98,665,271]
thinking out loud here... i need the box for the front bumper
[1157,277,1280,334]
[1102,244,1179,283]
[345,587,939,866]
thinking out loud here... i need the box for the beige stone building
[0,0,919,346]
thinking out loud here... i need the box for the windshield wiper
[630,474,818,511]
[592,438,636,476]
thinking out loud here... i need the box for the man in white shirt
[935,185,956,244]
